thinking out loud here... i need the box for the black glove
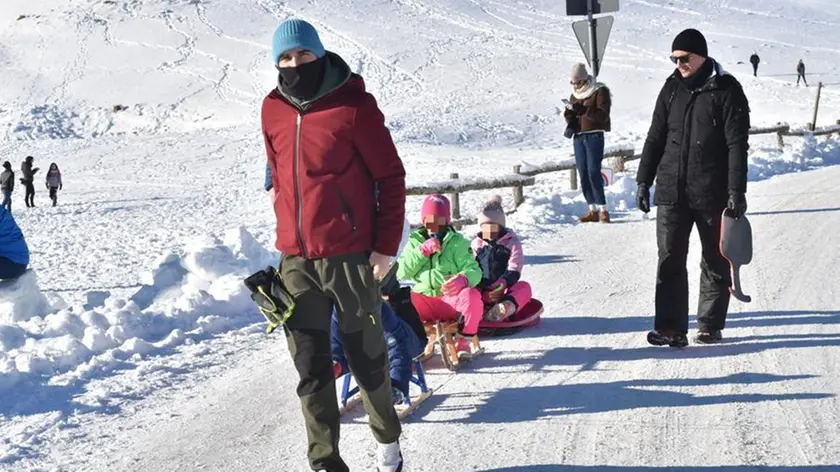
[727,191,747,218]
[243,266,296,334]
[636,183,651,213]
[571,102,586,115]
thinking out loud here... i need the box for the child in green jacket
[397,194,483,360]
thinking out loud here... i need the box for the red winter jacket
[262,69,406,259]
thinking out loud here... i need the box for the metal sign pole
[587,0,598,79]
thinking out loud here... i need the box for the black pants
[797,73,808,86]
[752,64,758,76]
[49,186,58,206]
[279,252,400,472]
[655,204,732,334]
[24,182,35,207]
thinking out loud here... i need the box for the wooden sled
[420,320,484,371]
[338,359,433,420]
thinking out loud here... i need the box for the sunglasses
[670,54,692,65]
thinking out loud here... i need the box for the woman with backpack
[45,163,63,206]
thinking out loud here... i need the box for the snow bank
[0,226,275,404]
[0,270,59,323]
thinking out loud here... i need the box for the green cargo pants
[279,251,402,472]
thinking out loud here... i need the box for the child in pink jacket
[471,196,533,321]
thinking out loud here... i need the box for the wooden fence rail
[405,121,840,228]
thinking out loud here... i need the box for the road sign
[573,15,613,78]
[567,0,619,16]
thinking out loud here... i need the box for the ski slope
[1,0,840,470]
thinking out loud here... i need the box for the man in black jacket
[635,28,750,347]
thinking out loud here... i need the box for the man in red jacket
[262,18,407,472]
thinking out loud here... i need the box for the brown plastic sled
[719,209,753,303]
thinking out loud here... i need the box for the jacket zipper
[337,189,357,232]
[678,91,699,202]
[293,113,308,259]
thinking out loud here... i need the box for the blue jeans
[0,256,27,280]
[1,191,10,211]
[573,132,606,206]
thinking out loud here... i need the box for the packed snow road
[12,166,840,472]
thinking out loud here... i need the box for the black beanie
[672,28,707,57]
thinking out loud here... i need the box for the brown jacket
[564,85,611,133]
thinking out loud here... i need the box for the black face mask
[277,57,326,101]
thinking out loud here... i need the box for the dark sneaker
[647,330,689,347]
[694,329,723,344]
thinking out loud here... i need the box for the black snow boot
[694,329,723,344]
[647,330,688,347]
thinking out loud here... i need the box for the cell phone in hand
[562,98,573,109]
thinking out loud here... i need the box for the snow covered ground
[1,0,840,470]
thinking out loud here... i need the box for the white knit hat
[478,195,506,227]
[571,63,589,82]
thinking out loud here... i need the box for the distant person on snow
[563,62,613,223]
[796,59,808,86]
[0,206,30,280]
[635,28,750,347]
[470,196,532,322]
[260,18,406,472]
[20,156,38,208]
[749,52,760,77]
[45,163,63,207]
[0,161,14,212]
[397,194,484,359]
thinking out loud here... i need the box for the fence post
[512,165,524,208]
[836,119,840,137]
[570,169,578,190]
[614,153,626,172]
[449,172,460,220]
[776,122,785,148]
[811,82,823,131]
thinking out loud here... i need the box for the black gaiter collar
[277,56,327,102]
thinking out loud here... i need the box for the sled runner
[719,209,753,303]
[338,359,433,420]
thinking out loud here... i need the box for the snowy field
[1,0,840,470]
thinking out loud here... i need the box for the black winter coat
[637,59,750,210]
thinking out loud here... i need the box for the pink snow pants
[500,281,533,310]
[410,287,484,336]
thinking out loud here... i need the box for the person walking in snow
[635,28,750,347]
[20,156,38,208]
[260,18,406,472]
[0,206,29,280]
[749,52,760,77]
[796,59,808,86]
[564,63,613,223]
[1,161,14,212]
[45,163,63,207]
